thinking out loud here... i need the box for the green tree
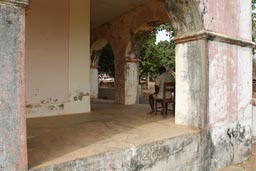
[156,40,175,71]
[98,44,115,78]
[139,24,175,79]
[139,30,159,78]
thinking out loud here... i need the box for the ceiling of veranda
[91,0,146,29]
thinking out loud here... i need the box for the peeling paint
[73,92,89,102]
[48,104,64,111]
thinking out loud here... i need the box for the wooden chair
[155,82,175,117]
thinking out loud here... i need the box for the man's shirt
[155,72,174,99]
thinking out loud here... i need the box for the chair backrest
[163,82,175,100]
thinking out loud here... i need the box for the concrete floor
[27,99,199,170]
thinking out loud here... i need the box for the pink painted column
[0,1,29,170]
[171,0,254,169]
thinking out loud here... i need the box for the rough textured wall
[0,3,27,171]
[199,0,252,40]
[206,41,252,170]
[196,0,253,169]
[172,0,253,169]
[161,0,203,35]
[208,42,252,128]
[91,0,170,104]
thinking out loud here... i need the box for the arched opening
[90,40,116,101]
[136,23,176,107]
[98,44,116,100]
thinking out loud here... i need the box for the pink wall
[202,0,252,40]
[208,41,252,127]
[25,0,69,104]
[203,0,253,127]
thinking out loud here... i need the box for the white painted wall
[67,0,90,114]
[25,0,69,104]
[26,0,90,117]
[175,40,207,128]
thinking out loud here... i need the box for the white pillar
[124,59,139,105]
[90,66,99,99]
[67,0,90,113]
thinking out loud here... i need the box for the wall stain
[26,104,41,109]
[226,124,246,144]
[73,92,89,102]
[74,96,78,101]
[40,98,59,104]
[48,104,64,111]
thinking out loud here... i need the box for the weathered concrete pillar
[124,56,140,105]
[199,1,254,169]
[90,65,99,99]
[90,50,101,99]
[173,0,254,168]
[174,38,207,128]
[0,0,29,170]
[174,28,255,169]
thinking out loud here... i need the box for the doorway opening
[137,23,175,107]
[90,40,116,101]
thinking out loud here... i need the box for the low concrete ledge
[29,132,202,171]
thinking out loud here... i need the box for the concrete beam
[173,30,256,48]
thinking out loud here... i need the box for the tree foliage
[98,44,115,78]
[139,23,175,79]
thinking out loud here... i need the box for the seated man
[148,66,175,114]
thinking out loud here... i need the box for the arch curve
[90,39,108,53]
[161,0,203,35]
